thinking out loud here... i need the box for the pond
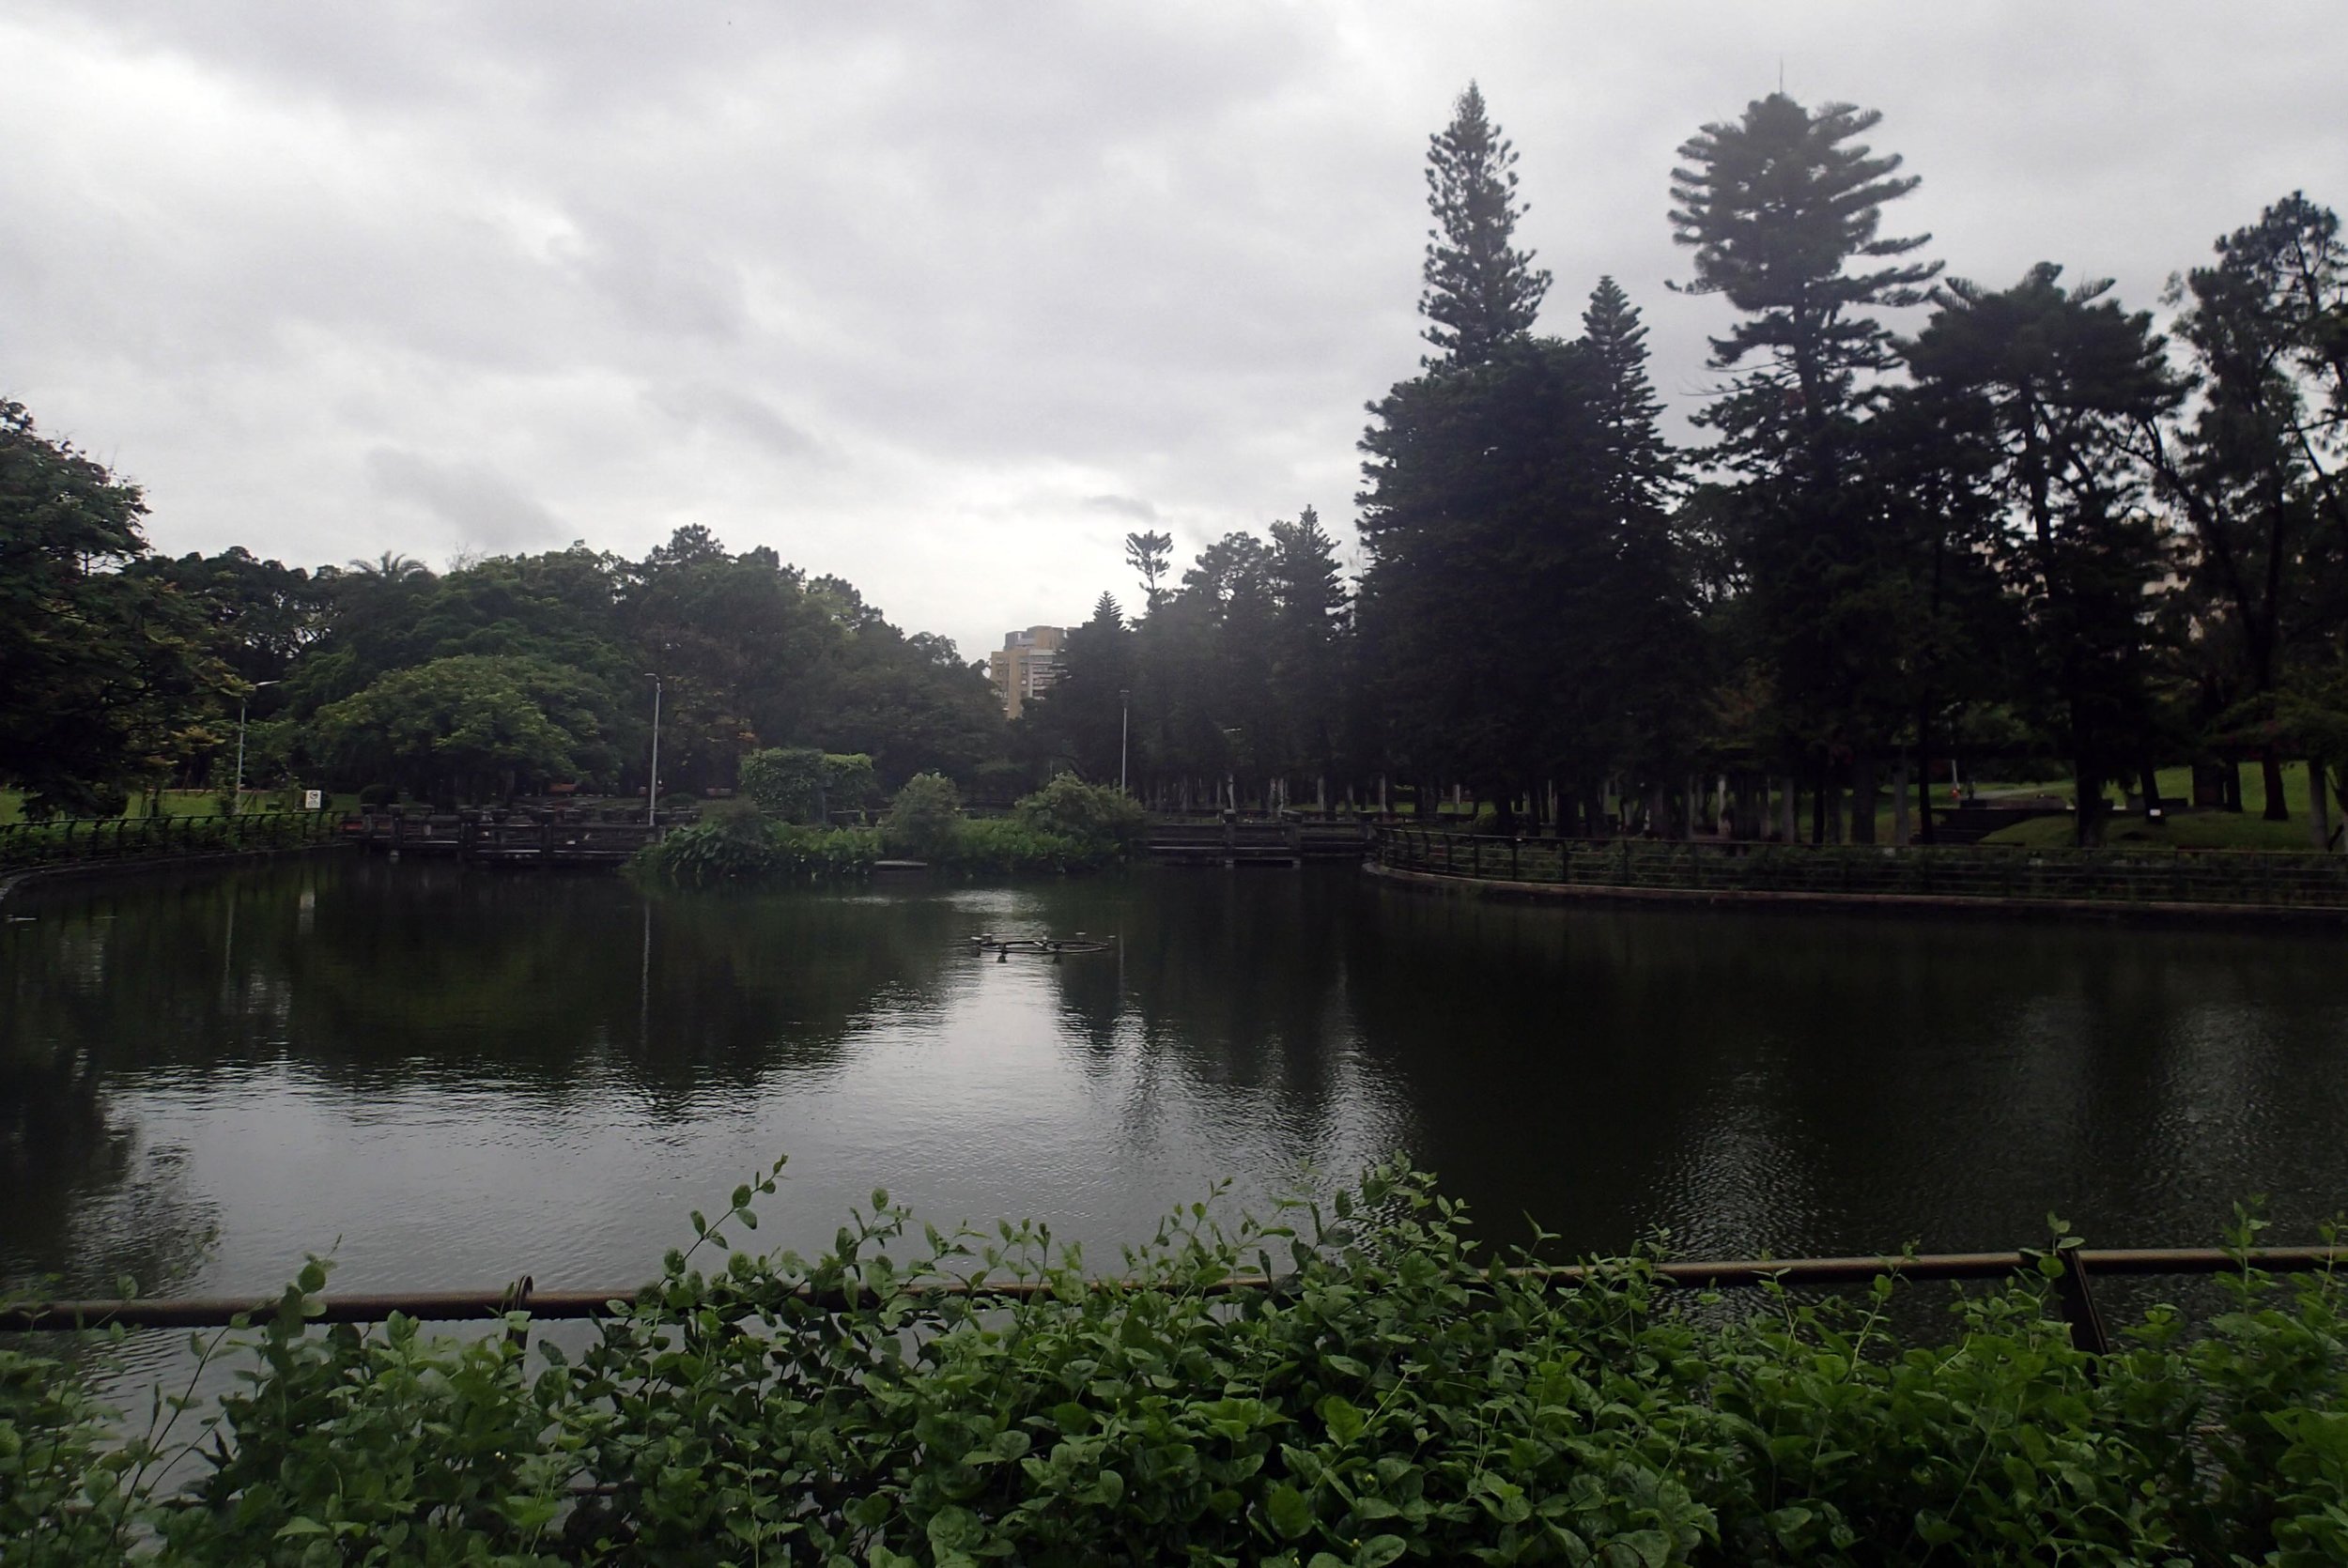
[7,854,2348,1316]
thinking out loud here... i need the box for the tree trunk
[1914,702,1938,844]
[1892,759,1911,846]
[2262,747,2292,821]
[1826,779,1846,845]
[2074,761,2108,847]
[1778,776,1796,843]
[2222,762,2243,813]
[1849,752,1877,845]
[1811,760,1828,844]
[2308,760,2331,851]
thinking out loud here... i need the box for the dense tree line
[1,471,1007,812]
[9,83,2345,842]
[1021,85,2348,845]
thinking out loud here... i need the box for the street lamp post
[233,680,281,815]
[644,673,664,827]
[1119,688,1131,794]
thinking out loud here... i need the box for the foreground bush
[6,1162,2346,1565]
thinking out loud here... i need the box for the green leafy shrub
[1013,772,1148,853]
[936,815,1112,874]
[881,771,962,859]
[635,771,1145,886]
[738,747,877,823]
[7,1170,2347,1566]
[630,818,882,886]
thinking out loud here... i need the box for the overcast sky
[7,3,2344,664]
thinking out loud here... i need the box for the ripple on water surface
[6,859,2346,1327]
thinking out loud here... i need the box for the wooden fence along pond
[348,810,669,867]
[1372,827,2348,916]
[8,808,2346,920]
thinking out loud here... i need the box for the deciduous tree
[0,401,228,814]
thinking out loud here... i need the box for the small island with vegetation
[633,762,1150,886]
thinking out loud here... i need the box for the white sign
[303,790,324,810]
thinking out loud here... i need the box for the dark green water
[7,855,2348,1313]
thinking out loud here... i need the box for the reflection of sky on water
[3,864,1411,1308]
[8,857,2348,1416]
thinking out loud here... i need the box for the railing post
[2052,1250,2110,1364]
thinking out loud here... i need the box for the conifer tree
[2143,194,2348,820]
[1907,264,2184,844]
[1419,83,1551,366]
[1581,277,1677,522]
[1670,93,1940,472]
[1269,507,1350,792]
[1576,280,1699,793]
[1123,530,1173,611]
[1670,93,1939,836]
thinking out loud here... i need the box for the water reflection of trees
[1,930,220,1294]
[1336,891,2348,1259]
[0,860,983,1285]
[6,861,978,1090]
[10,861,2348,1293]
[1031,872,1363,1111]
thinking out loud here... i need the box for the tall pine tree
[1419,83,1551,367]
[1577,280,1699,805]
[1670,93,1940,838]
[1670,93,1939,473]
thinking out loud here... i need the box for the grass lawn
[1970,762,2322,819]
[1977,810,2331,852]
[1967,761,2336,851]
[0,789,357,825]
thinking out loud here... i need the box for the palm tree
[345,551,430,581]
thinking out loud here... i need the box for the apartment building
[986,625,1065,719]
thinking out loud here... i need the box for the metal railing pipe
[6,1246,2337,1333]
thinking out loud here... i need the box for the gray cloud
[365,447,564,551]
[649,382,823,459]
[2,3,2342,660]
[1082,495,1158,522]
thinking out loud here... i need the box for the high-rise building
[986,625,1065,719]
